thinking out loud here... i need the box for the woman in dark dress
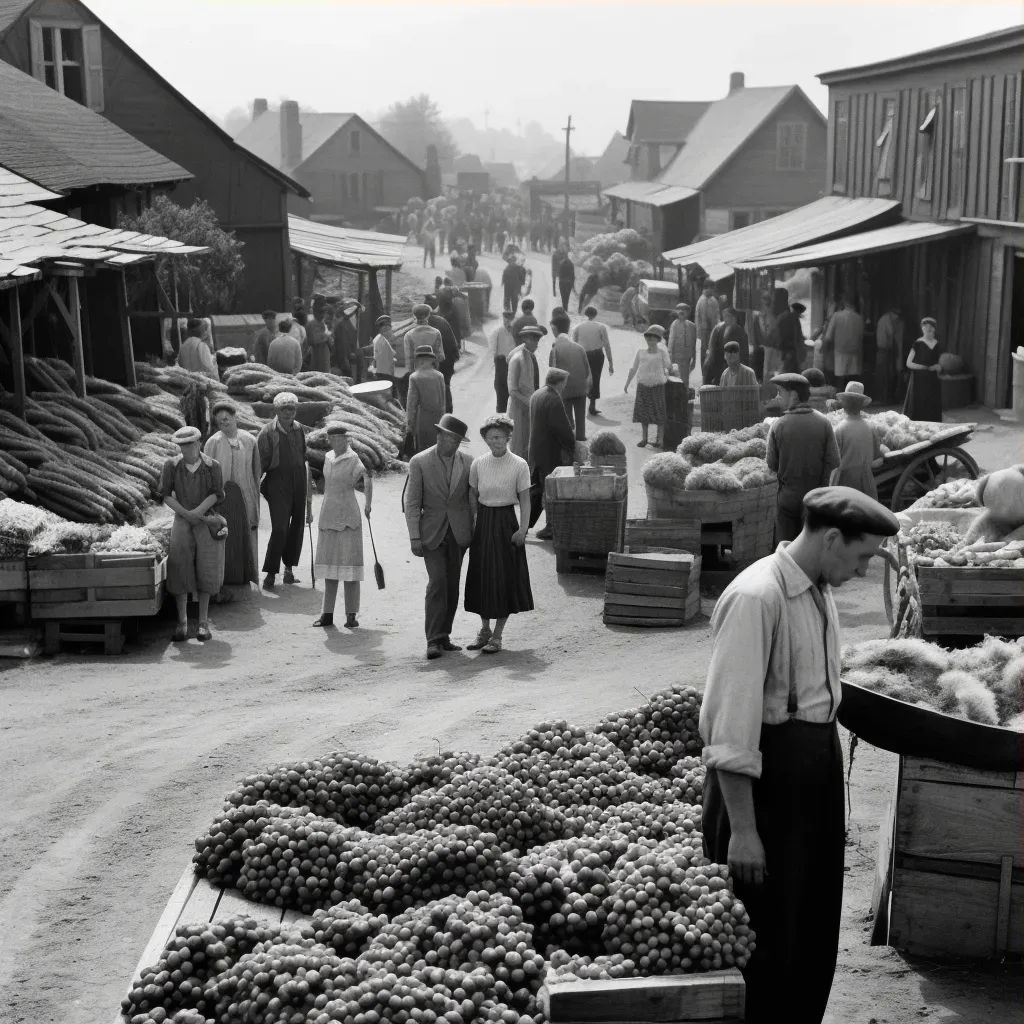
[903,317,943,422]
[464,414,534,654]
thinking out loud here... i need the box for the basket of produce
[697,385,762,433]
[587,430,627,476]
[545,466,627,502]
[839,636,1023,771]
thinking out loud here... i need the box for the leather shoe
[439,640,462,651]
[426,644,443,660]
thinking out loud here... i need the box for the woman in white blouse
[624,324,672,448]
[464,414,534,653]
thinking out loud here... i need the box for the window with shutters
[875,98,897,196]
[349,130,361,156]
[832,100,849,192]
[29,20,104,111]
[915,93,938,201]
[776,122,807,171]
[947,86,967,216]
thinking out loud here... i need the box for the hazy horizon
[90,0,1020,156]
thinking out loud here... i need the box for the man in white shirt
[571,305,614,416]
[667,303,697,383]
[404,303,444,370]
[177,318,219,380]
[267,320,303,376]
[506,324,544,459]
[699,487,899,1024]
[490,310,517,413]
[824,297,865,389]
[694,282,720,367]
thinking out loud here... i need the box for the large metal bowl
[839,681,1022,772]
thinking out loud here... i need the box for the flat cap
[375,314,391,328]
[518,324,547,338]
[273,391,299,408]
[326,422,348,436]
[545,367,570,386]
[210,398,238,418]
[771,372,809,390]
[723,340,741,354]
[412,302,432,317]
[172,425,202,445]
[803,486,900,537]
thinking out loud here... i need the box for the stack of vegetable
[568,229,654,289]
[907,479,978,511]
[899,518,1024,568]
[825,409,949,456]
[842,636,1024,729]
[122,687,760,1024]
[587,430,626,458]
[642,424,776,494]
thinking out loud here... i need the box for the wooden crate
[113,864,312,1024]
[625,518,701,555]
[645,480,776,566]
[550,496,627,571]
[0,558,28,625]
[916,566,1024,638]
[604,551,701,627]
[28,552,167,620]
[698,385,762,433]
[873,756,1024,958]
[540,969,744,1023]
[589,452,628,476]
[545,466,628,501]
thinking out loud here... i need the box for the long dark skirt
[464,504,534,619]
[633,382,666,424]
[221,481,257,585]
[586,349,605,400]
[703,720,845,1024]
[903,368,943,422]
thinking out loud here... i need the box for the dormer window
[30,21,104,111]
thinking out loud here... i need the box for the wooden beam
[127,310,195,319]
[385,268,392,315]
[117,269,137,387]
[8,287,25,418]
[79,277,93,377]
[68,277,86,398]
[169,263,182,356]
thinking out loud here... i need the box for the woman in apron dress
[313,424,372,629]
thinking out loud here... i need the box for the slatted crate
[0,557,28,624]
[549,496,628,576]
[540,969,745,1024]
[28,551,167,620]
[873,756,1023,958]
[624,518,702,555]
[916,566,1024,638]
[604,551,701,627]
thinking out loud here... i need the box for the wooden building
[605,75,828,264]
[0,0,310,311]
[817,26,1023,407]
[235,104,424,227]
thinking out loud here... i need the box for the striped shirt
[469,451,531,507]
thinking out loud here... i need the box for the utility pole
[562,115,574,235]
[484,106,489,131]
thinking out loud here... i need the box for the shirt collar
[774,542,816,598]
[273,416,301,433]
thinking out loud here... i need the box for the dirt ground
[1,245,1020,1024]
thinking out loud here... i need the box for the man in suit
[528,367,577,540]
[404,414,474,661]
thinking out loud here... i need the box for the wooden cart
[872,423,978,511]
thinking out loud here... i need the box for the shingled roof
[0,60,190,192]
[626,101,711,144]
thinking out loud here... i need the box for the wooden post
[170,263,182,356]
[79,278,93,377]
[8,287,25,419]
[68,277,86,397]
[385,268,393,315]
[117,269,138,386]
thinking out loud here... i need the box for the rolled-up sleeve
[699,586,777,778]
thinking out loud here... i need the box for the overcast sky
[90,0,1020,154]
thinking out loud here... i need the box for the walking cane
[367,517,385,590]
[308,521,316,588]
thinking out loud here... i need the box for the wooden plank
[901,88,917,210]
[916,566,1024,583]
[604,615,687,628]
[7,286,25,418]
[608,567,692,586]
[606,580,691,599]
[984,241,1005,409]
[68,277,86,398]
[871,768,899,946]
[128,865,198,985]
[215,888,281,927]
[540,969,745,1023]
[901,757,1022,790]
[917,591,1024,607]
[889,868,1023,957]
[896,778,1023,867]
[922,614,1023,636]
[605,595,689,611]
[996,855,1014,953]
[917,577,1024,596]
[178,875,223,926]
[987,75,1005,220]
[116,268,137,387]
[29,594,165,619]
[966,78,983,218]
[29,566,161,589]
[607,551,693,571]
[978,76,994,217]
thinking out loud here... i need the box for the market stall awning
[662,196,901,274]
[289,215,405,271]
[602,181,698,207]
[731,220,976,270]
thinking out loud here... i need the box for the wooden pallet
[28,552,167,620]
[873,756,1023,958]
[540,969,744,1023]
[917,566,1024,638]
[43,618,126,655]
[113,865,313,1024]
[604,551,701,627]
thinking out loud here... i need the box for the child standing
[830,381,879,499]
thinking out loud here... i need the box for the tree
[119,197,245,315]
[378,94,458,170]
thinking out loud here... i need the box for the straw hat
[837,380,872,410]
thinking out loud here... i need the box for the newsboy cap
[172,425,202,445]
[803,486,900,537]
[771,372,809,391]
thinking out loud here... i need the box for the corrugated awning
[288,215,405,271]
[602,181,698,206]
[662,196,901,273]
[732,220,975,271]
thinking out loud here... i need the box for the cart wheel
[889,446,979,512]
[881,542,903,627]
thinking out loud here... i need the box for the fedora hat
[436,414,470,442]
[837,380,872,409]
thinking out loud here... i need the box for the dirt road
[0,245,1019,1023]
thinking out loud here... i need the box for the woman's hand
[930,363,941,373]
[364,505,372,519]
[511,528,527,548]
[185,509,203,525]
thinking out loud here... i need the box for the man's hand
[411,539,424,557]
[306,505,314,525]
[728,828,767,887]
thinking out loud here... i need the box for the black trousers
[422,528,465,644]
[702,719,845,1024]
[442,369,454,414]
[503,289,519,316]
[528,466,553,528]
[578,286,598,313]
[586,349,605,402]
[262,470,305,574]
[494,355,509,412]
[558,280,572,309]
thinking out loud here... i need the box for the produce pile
[642,450,774,494]
[842,636,1024,729]
[568,229,654,289]
[123,687,758,1024]
[900,520,1024,568]
[587,431,626,458]
[677,424,769,467]
[907,479,978,511]
[0,499,169,557]
[825,409,950,456]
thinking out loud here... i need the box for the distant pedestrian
[748,292,777,383]
[875,304,905,406]
[830,382,879,499]
[625,324,672,449]
[332,301,363,381]
[303,295,331,373]
[667,303,697,381]
[406,345,447,453]
[528,367,577,539]
[404,303,444,369]
[703,307,748,386]
[548,309,592,441]
[448,255,467,287]
[578,271,600,313]
[776,300,806,375]
[694,282,721,366]
[251,309,277,366]
[824,297,865,389]
[257,392,313,590]
[572,306,614,416]
[267,319,303,376]
[511,298,538,343]
[556,253,577,310]
[371,314,397,392]
[903,317,944,422]
[177,318,219,380]
[405,414,474,660]
[551,248,564,298]
[422,214,437,268]
[432,293,462,413]
[507,324,544,459]
[502,255,526,316]
[719,341,758,387]
[491,310,517,413]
